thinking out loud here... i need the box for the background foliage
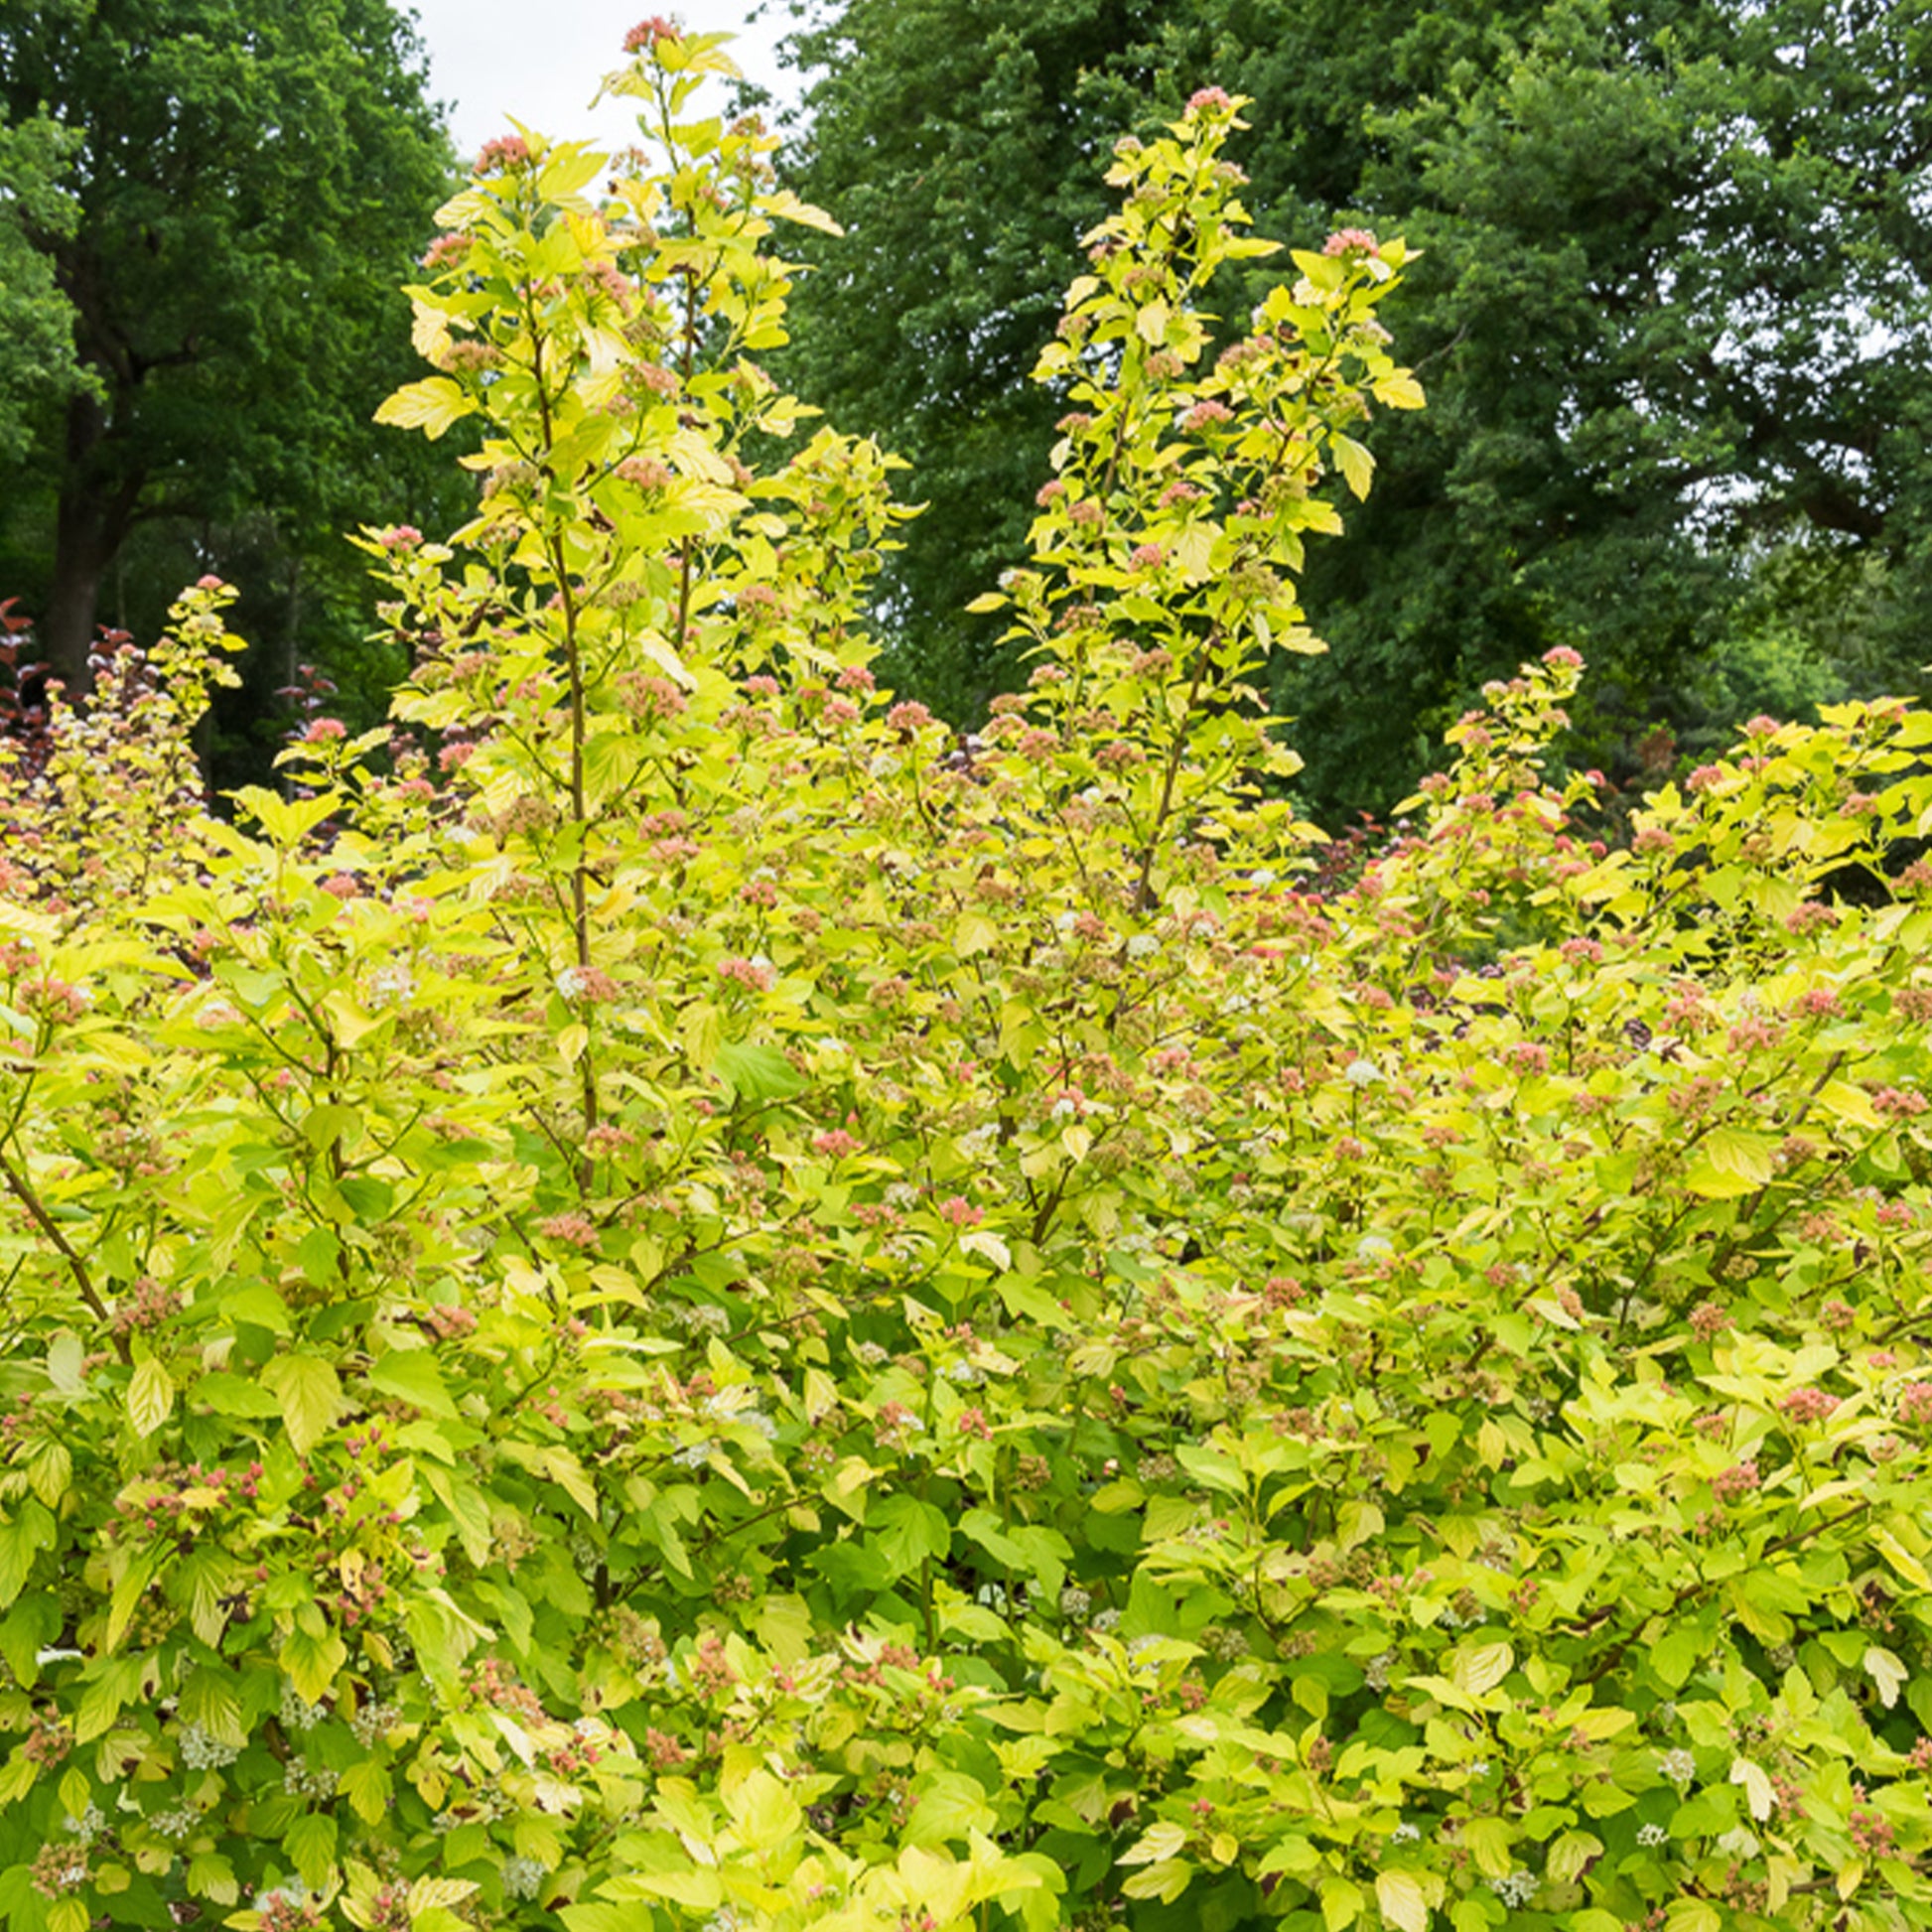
[0,0,465,782]
[768,0,1932,817]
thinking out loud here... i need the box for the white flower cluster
[1091,1609,1122,1634]
[703,1394,777,1439]
[349,1700,400,1747]
[63,1805,106,1844]
[148,1805,200,1842]
[1363,1652,1394,1691]
[1660,1748,1696,1786]
[1390,1823,1421,1845]
[430,1791,507,1832]
[668,1302,731,1336]
[852,1340,889,1366]
[1126,932,1161,960]
[1487,1870,1539,1907]
[1637,1823,1669,1848]
[672,1441,717,1468]
[1202,1626,1249,1662]
[279,1682,327,1732]
[177,1723,239,1770]
[283,1757,338,1800]
[1060,1587,1093,1621]
[502,1857,547,1900]
[365,963,416,1010]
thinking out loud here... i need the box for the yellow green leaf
[127,1359,174,1439]
[373,376,477,440]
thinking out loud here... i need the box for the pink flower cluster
[422,231,471,270]
[1321,227,1379,257]
[477,134,531,176]
[624,16,680,53]
[1779,1386,1840,1425]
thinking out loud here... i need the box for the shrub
[3,26,1932,1932]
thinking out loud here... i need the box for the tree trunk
[42,391,140,696]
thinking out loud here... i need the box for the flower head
[624,16,681,53]
[478,134,532,176]
[1322,226,1379,257]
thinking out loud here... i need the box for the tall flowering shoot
[982,86,1422,909]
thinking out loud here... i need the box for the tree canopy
[772,0,1932,814]
[0,112,88,467]
[0,0,460,706]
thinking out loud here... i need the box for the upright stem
[528,276,599,1187]
[673,264,701,652]
[1133,630,1216,913]
[0,1142,127,1361]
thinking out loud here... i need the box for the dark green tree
[0,111,88,464]
[771,0,1932,813]
[0,0,459,695]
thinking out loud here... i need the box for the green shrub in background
[4,27,1932,1932]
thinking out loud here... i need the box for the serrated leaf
[193,1371,282,1418]
[1374,372,1427,409]
[1333,434,1375,500]
[374,376,477,440]
[127,1359,174,1438]
[1548,1831,1603,1883]
[342,1759,392,1827]
[408,1877,480,1916]
[1321,1874,1364,1931]
[1452,1641,1513,1699]
[285,1812,338,1889]
[762,187,843,235]
[46,1330,85,1395]
[954,912,1001,957]
[1376,1868,1429,1932]
[366,1349,457,1419]
[727,1767,804,1853]
[959,1228,1011,1271]
[186,1852,237,1905]
[1865,1645,1907,1708]
[262,1353,343,1457]
[1119,1820,1188,1867]
[280,1624,347,1704]
[1701,1125,1776,1185]
[1730,1757,1774,1821]
[715,1038,807,1099]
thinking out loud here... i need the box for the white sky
[406,0,801,162]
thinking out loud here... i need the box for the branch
[0,1143,128,1361]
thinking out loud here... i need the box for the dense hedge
[3,27,1932,1932]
